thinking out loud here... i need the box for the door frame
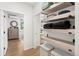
[0,9,24,56]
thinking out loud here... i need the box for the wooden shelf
[46,11,75,22]
[42,2,74,14]
[41,36,74,55]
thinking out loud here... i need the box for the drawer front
[46,30,74,43]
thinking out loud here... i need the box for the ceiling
[27,2,37,5]
[23,2,38,6]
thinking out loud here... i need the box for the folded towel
[44,20,71,29]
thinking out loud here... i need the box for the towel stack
[44,20,71,29]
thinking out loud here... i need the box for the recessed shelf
[42,2,74,14]
[41,36,74,55]
[45,11,75,22]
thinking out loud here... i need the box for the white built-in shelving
[40,2,75,56]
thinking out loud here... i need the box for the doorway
[4,11,24,56]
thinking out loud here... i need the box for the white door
[0,10,8,56]
[3,10,8,55]
[0,9,3,56]
[33,14,41,48]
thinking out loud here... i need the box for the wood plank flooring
[5,39,40,56]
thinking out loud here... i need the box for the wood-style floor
[5,39,40,56]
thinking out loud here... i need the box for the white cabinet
[8,27,19,39]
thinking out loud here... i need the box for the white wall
[33,2,42,15]
[75,2,79,56]
[0,2,33,50]
[32,3,42,48]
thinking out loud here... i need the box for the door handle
[4,31,5,34]
[4,47,5,50]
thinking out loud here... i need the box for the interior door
[33,14,41,48]
[0,9,3,56]
[3,10,8,55]
[0,10,8,56]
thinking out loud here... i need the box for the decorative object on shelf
[10,20,18,27]
[43,20,71,29]
[58,10,70,15]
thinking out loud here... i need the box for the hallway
[5,39,40,56]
